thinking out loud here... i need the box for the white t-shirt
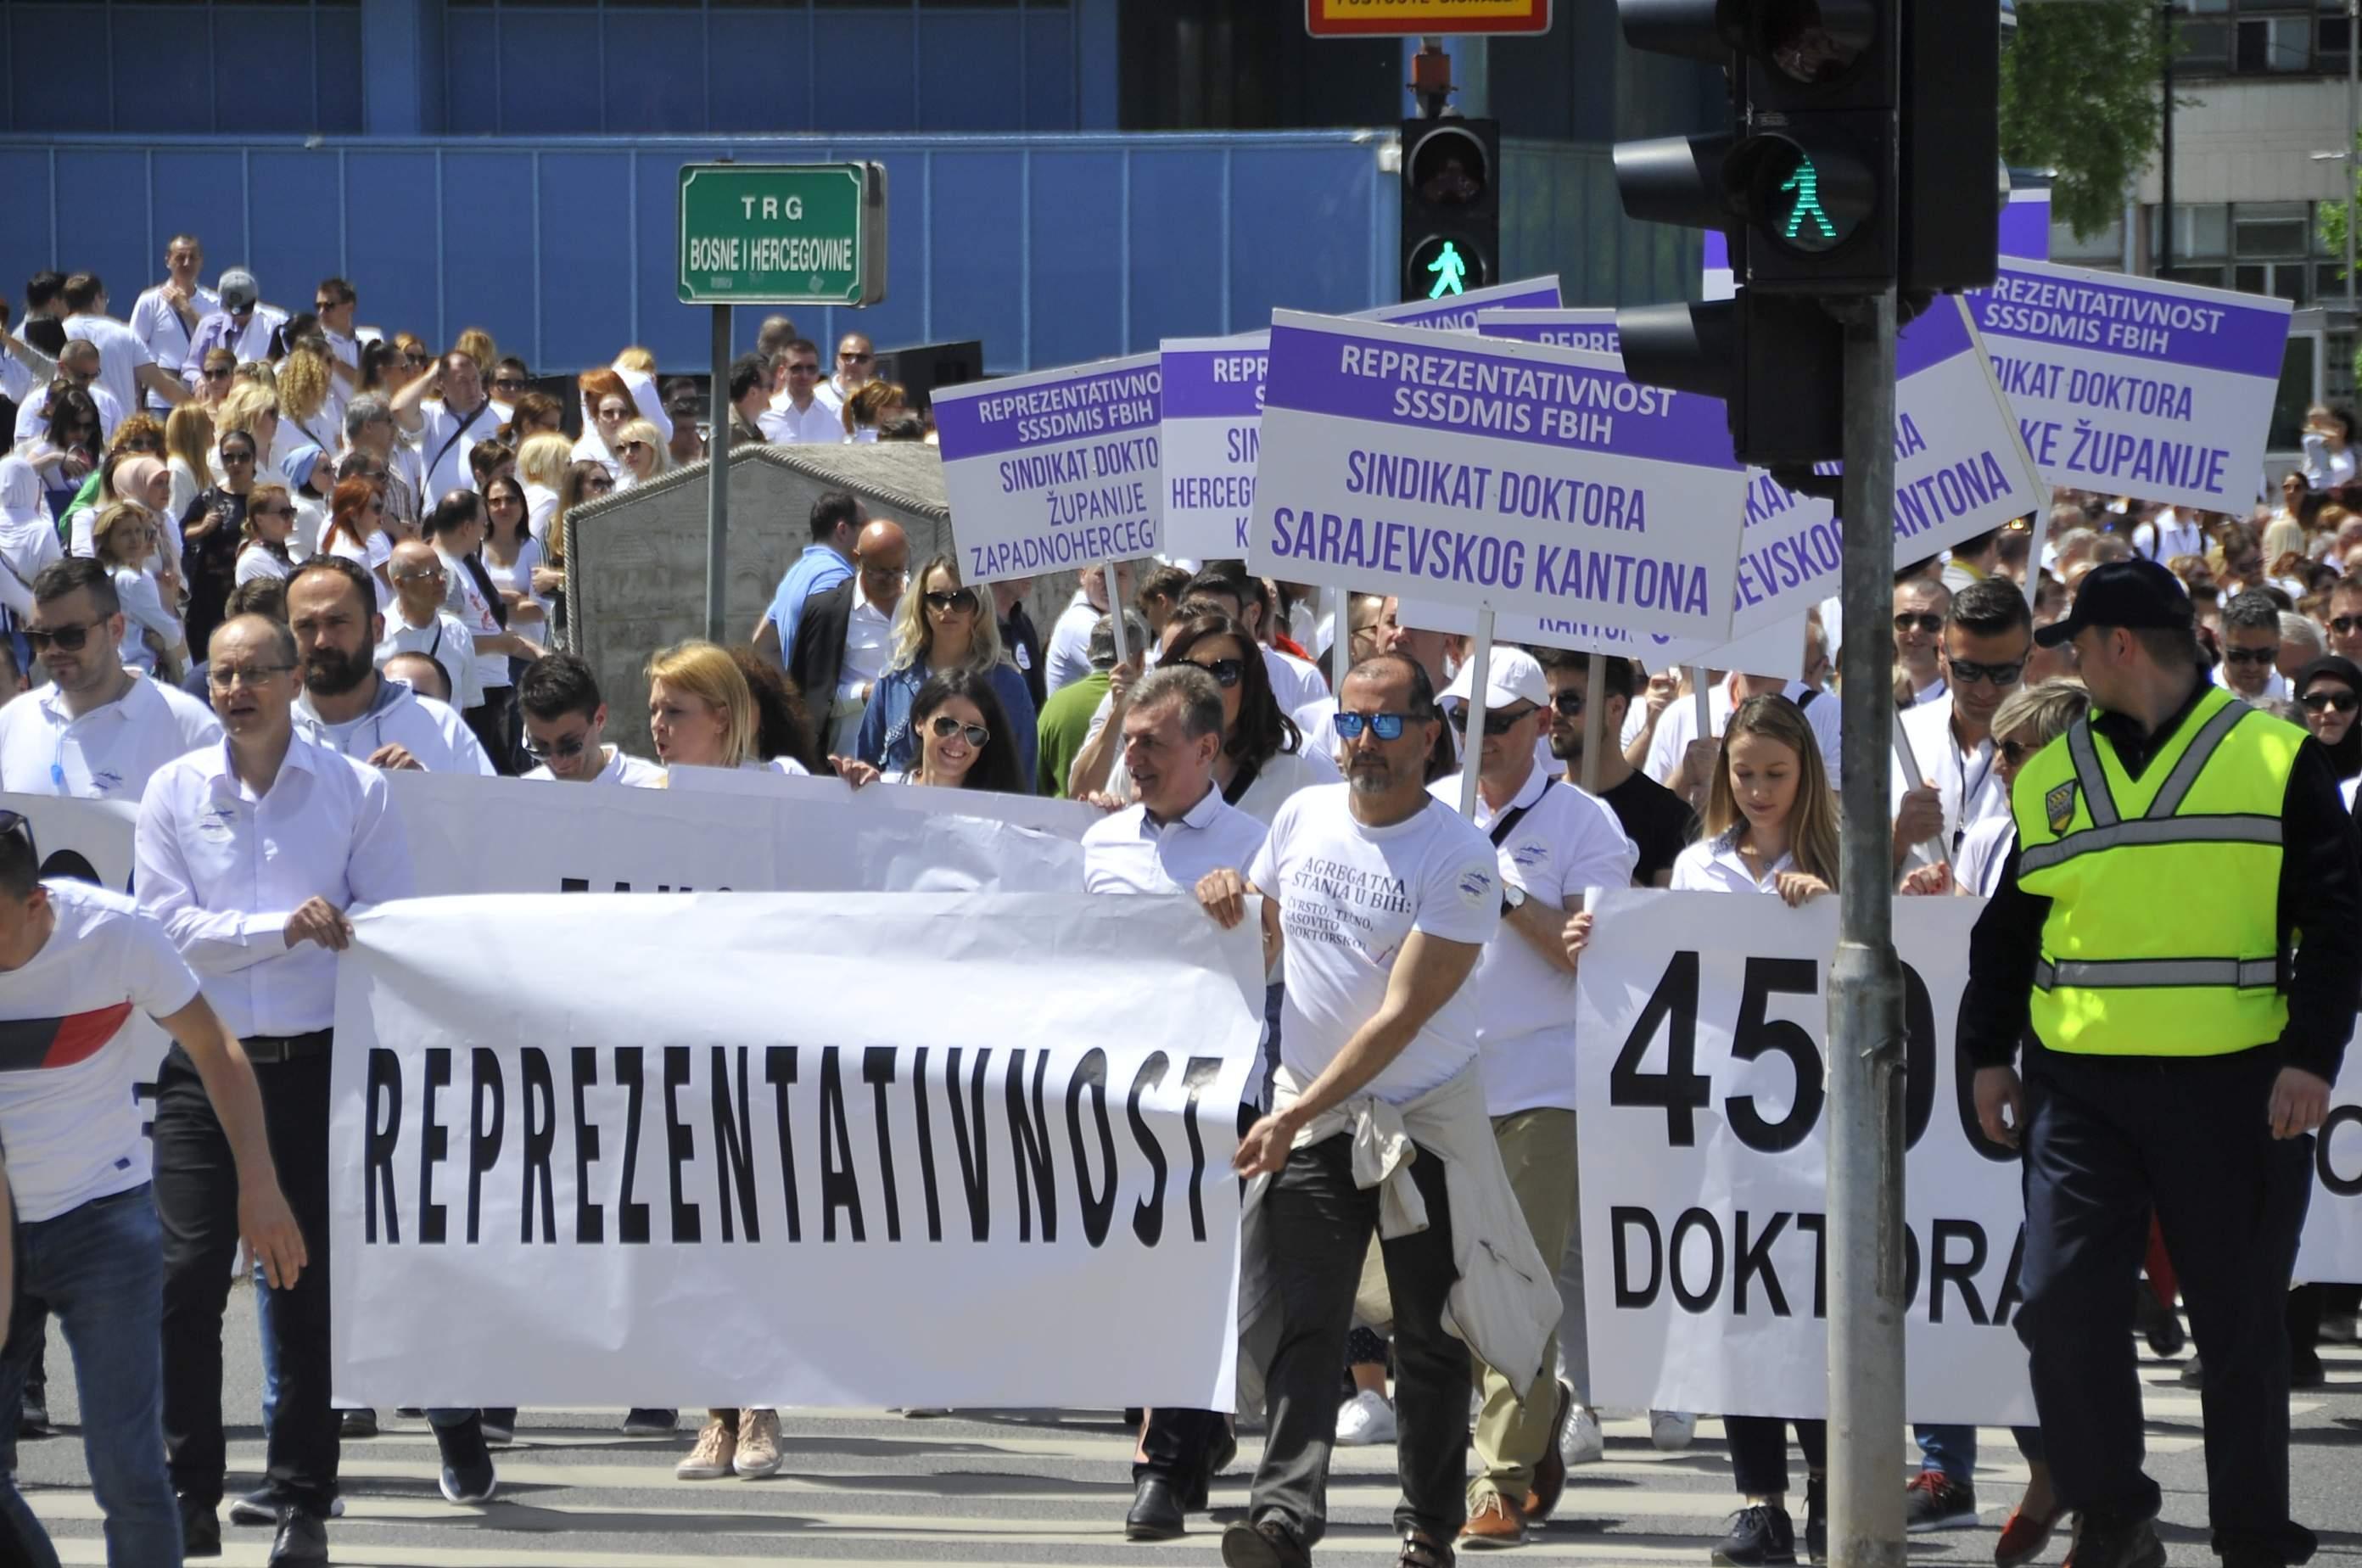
[1954,815,2015,899]
[413,399,496,506]
[523,746,663,787]
[1262,645,1324,715]
[0,675,221,803]
[437,546,512,693]
[60,314,157,424]
[329,532,394,611]
[112,566,179,675]
[0,881,199,1221]
[235,541,292,586]
[1044,593,1100,697]
[1249,784,1501,1103]
[1429,768,1638,1117]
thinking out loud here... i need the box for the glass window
[2151,204,2232,260]
[2053,215,2125,263]
[2178,16,2234,66]
[2236,15,2314,70]
[2236,200,2314,257]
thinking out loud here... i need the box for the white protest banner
[330,893,1263,1408]
[1361,275,1562,333]
[932,352,1162,583]
[381,771,1084,896]
[666,764,1105,841]
[5,792,138,893]
[1971,260,2292,512]
[2297,1049,2362,1285]
[1390,597,1806,683]
[1251,311,1748,644]
[1576,889,2035,1425]
[1161,332,1268,561]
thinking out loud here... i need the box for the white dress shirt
[0,674,221,803]
[1044,592,1100,697]
[1889,692,2010,874]
[757,399,844,445]
[294,679,494,775]
[133,732,412,1037]
[1083,782,1268,896]
[129,286,217,409]
[1669,829,1797,894]
[831,580,898,754]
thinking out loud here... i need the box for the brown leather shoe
[1458,1492,1525,1550]
[1522,1378,1576,1524]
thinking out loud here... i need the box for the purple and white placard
[1968,260,2292,512]
[932,353,1162,584]
[1160,333,1268,562]
[1393,596,1809,683]
[1251,310,1747,645]
[1359,275,1563,333]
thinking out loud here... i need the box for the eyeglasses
[1996,738,2033,767]
[923,588,980,615]
[2302,688,2359,714]
[25,619,104,652]
[786,362,820,378]
[2221,646,2280,667]
[522,731,589,763]
[1893,613,1945,636]
[251,505,293,520]
[120,436,160,452]
[1447,703,1538,736]
[204,367,232,382]
[1946,657,2025,687]
[403,352,432,368]
[1334,711,1412,742]
[618,441,651,455]
[584,477,614,493]
[839,350,874,364]
[221,450,255,465]
[205,663,292,691]
[2333,616,2362,636]
[314,300,338,313]
[390,568,444,585]
[929,714,989,747]
[1550,690,1588,719]
[491,377,526,393]
[1179,657,1244,688]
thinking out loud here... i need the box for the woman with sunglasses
[571,369,639,479]
[1083,611,1338,824]
[321,478,395,610]
[480,474,549,654]
[92,503,186,679]
[854,553,1037,785]
[192,347,238,410]
[487,357,531,426]
[234,481,298,587]
[890,669,1021,791]
[179,428,257,656]
[611,418,669,490]
[22,387,102,524]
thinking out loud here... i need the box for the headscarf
[112,456,169,511]
[279,444,326,493]
[610,358,674,449]
[2295,654,2362,781]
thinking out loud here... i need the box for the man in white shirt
[516,653,662,784]
[1427,649,1637,1548]
[1044,563,1136,697]
[309,278,361,398]
[389,351,496,508]
[1894,576,1952,709]
[284,558,494,776]
[178,271,285,390]
[1094,664,1269,1543]
[0,560,221,803]
[786,519,909,757]
[0,811,302,1566]
[376,540,483,711]
[1647,668,1844,804]
[2132,505,2207,564]
[129,238,217,413]
[1892,578,2031,880]
[815,332,876,420]
[12,339,126,448]
[1195,652,1518,1568]
[59,273,190,419]
[139,612,493,1562]
[757,339,842,445]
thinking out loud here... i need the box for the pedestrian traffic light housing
[1400,118,1500,303]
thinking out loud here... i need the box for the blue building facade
[0,1,1709,373]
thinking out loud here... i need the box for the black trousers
[463,686,518,776]
[2016,1044,2314,1565]
[1240,1132,1465,1548]
[155,1044,339,1515]
[1137,1406,1227,1489]
[1725,1416,1826,1498]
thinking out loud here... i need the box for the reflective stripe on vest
[2014,812,2281,876]
[2033,955,2281,991]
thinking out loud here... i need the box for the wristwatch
[1500,883,1526,918]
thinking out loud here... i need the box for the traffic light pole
[704,303,730,642]
[1826,287,1907,1568]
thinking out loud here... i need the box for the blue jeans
[0,1186,182,1567]
[1915,1423,2047,1481]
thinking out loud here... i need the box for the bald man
[788,518,910,756]
[816,332,876,418]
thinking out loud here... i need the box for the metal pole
[1827,288,1907,1568]
[1456,607,1494,820]
[1105,561,1133,670]
[702,304,730,643]
[1578,656,1605,794]
[2159,2,2174,275]
[1329,586,1352,693]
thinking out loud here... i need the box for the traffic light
[1400,117,1499,303]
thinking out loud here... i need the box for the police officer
[1962,557,2359,1568]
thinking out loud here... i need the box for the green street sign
[676,162,888,306]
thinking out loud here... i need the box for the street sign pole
[1827,287,1907,1568]
[704,303,730,642]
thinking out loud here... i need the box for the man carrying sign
[1963,559,2359,1568]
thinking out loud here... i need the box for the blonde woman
[164,404,215,524]
[274,339,339,466]
[516,431,574,546]
[211,382,279,487]
[841,380,907,444]
[644,639,806,778]
[92,503,185,677]
[611,418,668,490]
[853,552,1036,782]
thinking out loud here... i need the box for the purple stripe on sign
[2000,196,2051,261]
[1896,298,1973,380]
[1161,350,1267,420]
[1483,318,1621,354]
[1969,266,2290,378]
[1381,283,1563,331]
[933,363,1163,461]
[1704,232,1729,272]
[1265,322,1740,471]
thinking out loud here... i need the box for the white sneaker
[1335,1389,1397,1447]
[1560,1403,1605,1466]
[1648,1409,1696,1452]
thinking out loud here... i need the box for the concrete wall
[2135,77,2351,209]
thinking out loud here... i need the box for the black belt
[242,1030,332,1064]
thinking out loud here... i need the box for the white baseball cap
[1442,646,1548,711]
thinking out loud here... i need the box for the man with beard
[1533,648,1692,889]
[283,559,491,776]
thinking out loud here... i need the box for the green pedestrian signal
[1402,233,1490,303]
[1779,158,1835,245]
[1748,139,1861,258]
[1426,242,1469,299]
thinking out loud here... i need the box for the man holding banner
[1963,558,2359,1568]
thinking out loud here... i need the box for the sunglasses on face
[1997,737,2033,767]
[929,714,988,747]
[1947,657,2025,687]
[252,505,293,519]
[222,450,255,464]
[1334,711,1411,742]
[1893,613,1945,636]
[120,437,159,452]
[492,378,526,393]
[585,477,614,493]
[403,352,431,368]
[204,367,232,382]
[1447,703,1538,736]
[2222,647,2279,666]
[2303,688,2359,714]
[2333,616,2362,636]
[923,588,979,615]
[840,351,873,363]
[523,731,590,763]
[314,300,338,314]
[1551,690,1586,718]
[1179,657,1244,687]
[25,619,104,652]
[787,363,820,377]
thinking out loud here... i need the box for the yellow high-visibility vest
[2010,684,2303,1056]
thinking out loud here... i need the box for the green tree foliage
[2001,0,2171,238]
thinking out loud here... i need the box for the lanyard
[1951,742,1995,854]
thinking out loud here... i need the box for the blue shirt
[764,545,854,666]
[854,658,1039,791]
